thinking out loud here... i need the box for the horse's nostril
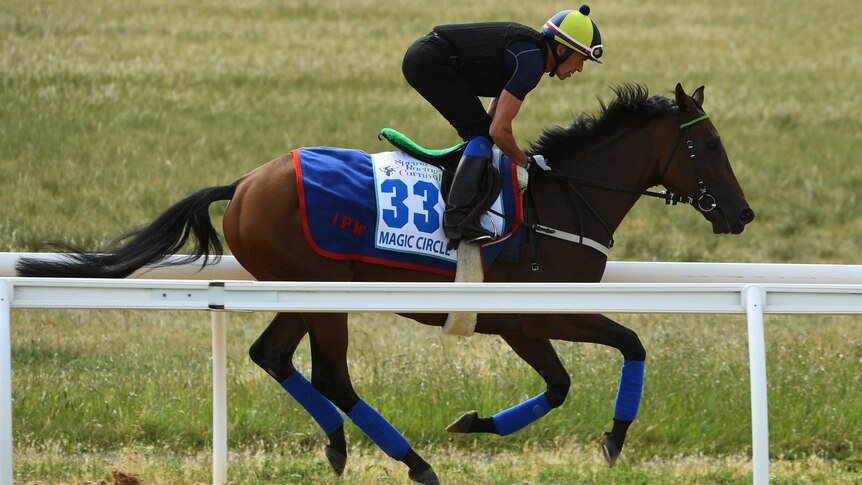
[739,208,755,224]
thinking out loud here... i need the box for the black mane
[529,84,676,162]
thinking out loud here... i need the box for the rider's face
[556,48,587,80]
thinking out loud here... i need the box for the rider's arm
[489,41,545,168]
[489,90,529,168]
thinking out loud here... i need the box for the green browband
[679,114,710,129]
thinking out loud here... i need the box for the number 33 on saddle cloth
[293,147,523,276]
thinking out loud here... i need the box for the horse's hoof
[408,466,440,485]
[325,445,347,476]
[600,431,622,468]
[446,410,478,433]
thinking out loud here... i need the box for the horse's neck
[537,119,668,243]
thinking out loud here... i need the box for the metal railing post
[1,280,13,485]
[744,285,769,485]
[211,311,227,485]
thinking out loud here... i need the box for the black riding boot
[443,154,495,242]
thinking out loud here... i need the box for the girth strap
[531,224,610,256]
[488,207,611,257]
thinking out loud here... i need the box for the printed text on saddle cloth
[372,151,507,263]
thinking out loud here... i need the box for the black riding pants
[402,34,492,142]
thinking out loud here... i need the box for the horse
[17,83,754,484]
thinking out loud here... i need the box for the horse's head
[660,83,755,234]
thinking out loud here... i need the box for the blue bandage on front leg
[281,371,344,435]
[614,360,645,421]
[347,400,411,460]
[491,393,553,436]
[464,135,493,158]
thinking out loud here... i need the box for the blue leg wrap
[347,400,410,460]
[280,371,345,435]
[464,135,493,158]
[491,393,553,436]
[614,360,645,421]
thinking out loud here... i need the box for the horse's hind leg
[248,312,348,475]
[305,313,439,485]
[446,333,571,436]
[248,312,307,381]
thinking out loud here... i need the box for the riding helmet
[543,5,604,63]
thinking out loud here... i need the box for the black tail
[16,183,238,278]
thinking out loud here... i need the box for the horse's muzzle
[729,206,755,234]
[716,205,755,234]
[739,207,756,225]
[706,201,754,235]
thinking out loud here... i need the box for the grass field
[2,0,862,483]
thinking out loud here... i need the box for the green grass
[11,446,862,485]
[3,0,862,483]
[9,311,862,483]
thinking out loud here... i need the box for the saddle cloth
[293,147,523,276]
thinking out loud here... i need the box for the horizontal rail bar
[4,253,862,284]
[6,278,862,314]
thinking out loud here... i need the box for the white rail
[2,278,862,485]
[3,252,862,284]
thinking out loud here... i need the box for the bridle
[662,113,717,212]
[519,110,718,256]
[543,111,717,212]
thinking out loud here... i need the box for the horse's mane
[529,84,676,163]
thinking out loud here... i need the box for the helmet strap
[547,42,574,78]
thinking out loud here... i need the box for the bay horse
[18,84,754,484]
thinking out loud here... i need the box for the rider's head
[543,5,603,77]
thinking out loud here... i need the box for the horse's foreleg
[523,314,646,467]
[248,312,347,475]
[305,313,439,485]
[447,334,570,436]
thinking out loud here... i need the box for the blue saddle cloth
[293,147,523,276]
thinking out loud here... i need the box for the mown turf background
[2,0,861,483]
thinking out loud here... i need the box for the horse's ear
[674,83,691,113]
[692,86,705,106]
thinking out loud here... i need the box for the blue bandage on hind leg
[491,392,553,436]
[464,135,493,158]
[281,371,344,435]
[347,399,411,460]
[614,360,645,421]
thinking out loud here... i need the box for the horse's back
[224,153,355,282]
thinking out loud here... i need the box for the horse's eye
[705,139,719,150]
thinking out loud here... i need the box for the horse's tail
[16,183,238,278]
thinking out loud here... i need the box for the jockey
[402,5,603,243]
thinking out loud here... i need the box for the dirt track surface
[20,468,236,485]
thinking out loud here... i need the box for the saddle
[379,128,503,219]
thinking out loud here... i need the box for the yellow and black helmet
[543,5,604,63]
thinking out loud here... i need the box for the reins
[543,113,713,208]
[502,112,715,258]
